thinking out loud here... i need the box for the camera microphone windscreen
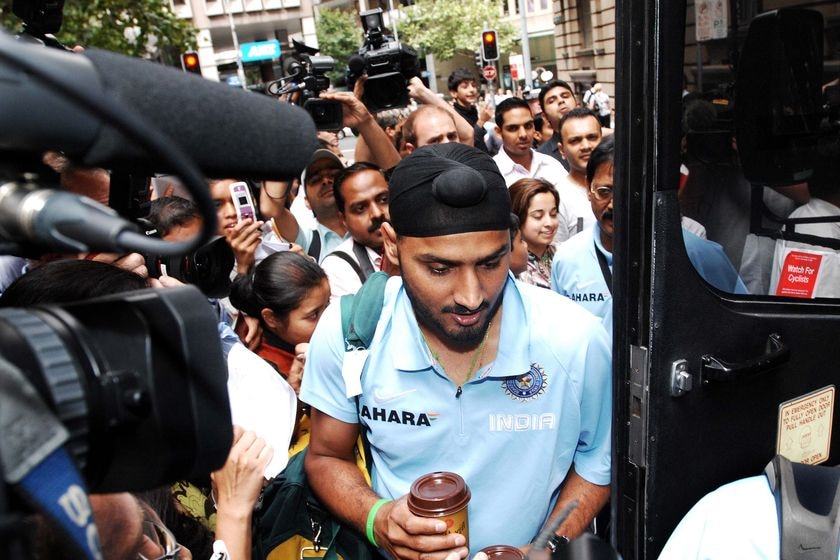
[0,34,318,180]
[348,54,366,75]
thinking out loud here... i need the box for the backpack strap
[765,455,840,560]
[307,229,321,261]
[337,271,389,400]
[340,271,389,351]
[351,242,377,280]
[328,250,367,285]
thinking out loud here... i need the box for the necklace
[420,320,493,385]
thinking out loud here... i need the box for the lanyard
[595,241,612,295]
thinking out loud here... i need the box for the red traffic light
[181,51,201,74]
[481,30,499,61]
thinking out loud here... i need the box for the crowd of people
[6,61,837,560]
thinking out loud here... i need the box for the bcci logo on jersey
[502,363,548,402]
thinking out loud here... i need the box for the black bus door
[612,2,840,558]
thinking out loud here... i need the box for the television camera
[0,4,316,559]
[268,39,345,131]
[346,8,421,111]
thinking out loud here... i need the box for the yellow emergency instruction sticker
[776,386,834,465]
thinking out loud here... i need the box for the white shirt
[226,342,297,478]
[493,147,568,188]
[769,198,840,298]
[554,174,597,244]
[659,476,782,560]
[321,237,383,303]
[290,189,318,233]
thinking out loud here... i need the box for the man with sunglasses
[551,136,748,338]
[550,135,616,337]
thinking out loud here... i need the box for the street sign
[482,65,497,80]
[240,39,281,63]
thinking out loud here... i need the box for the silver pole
[388,0,399,43]
[517,0,533,89]
[221,0,248,90]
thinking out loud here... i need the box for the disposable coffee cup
[479,545,526,559]
[407,471,471,546]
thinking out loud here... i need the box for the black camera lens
[146,236,234,299]
[0,286,232,492]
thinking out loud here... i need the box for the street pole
[387,0,399,43]
[221,0,247,90]
[517,0,533,90]
[482,22,496,109]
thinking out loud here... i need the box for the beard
[403,275,505,350]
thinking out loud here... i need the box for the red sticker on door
[775,251,823,298]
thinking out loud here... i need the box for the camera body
[348,9,420,112]
[135,218,235,299]
[283,48,344,131]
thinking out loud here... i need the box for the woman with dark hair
[0,259,148,306]
[509,177,561,288]
[229,251,330,395]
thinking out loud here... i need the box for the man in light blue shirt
[260,149,351,263]
[300,143,612,559]
[550,138,615,337]
[550,223,613,337]
[551,137,747,337]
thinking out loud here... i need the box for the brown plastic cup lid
[407,471,471,517]
[478,545,525,559]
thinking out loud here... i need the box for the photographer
[38,152,149,278]
[261,90,401,262]
[319,81,402,171]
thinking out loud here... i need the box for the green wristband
[365,498,390,547]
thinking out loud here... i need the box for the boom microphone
[0,32,318,180]
[0,181,150,255]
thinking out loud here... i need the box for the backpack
[765,455,840,560]
[252,272,389,560]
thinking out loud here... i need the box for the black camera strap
[595,241,613,295]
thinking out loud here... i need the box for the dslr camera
[347,8,420,111]
[270,40,344,131]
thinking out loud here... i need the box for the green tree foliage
[0,0,196,60]
[399,0,516,60]
[315,8,360,87]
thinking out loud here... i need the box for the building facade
[170,0,320,86]
[548,0,615,103]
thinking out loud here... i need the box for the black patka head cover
[389,143,511,237]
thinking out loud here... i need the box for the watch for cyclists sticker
[775,250,823,298]
[776,385,834,465]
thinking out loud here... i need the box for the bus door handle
[701,333,790,383]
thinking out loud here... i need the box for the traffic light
[481,30,499,61]
[181,51,201,75]
[474,49,483,69]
